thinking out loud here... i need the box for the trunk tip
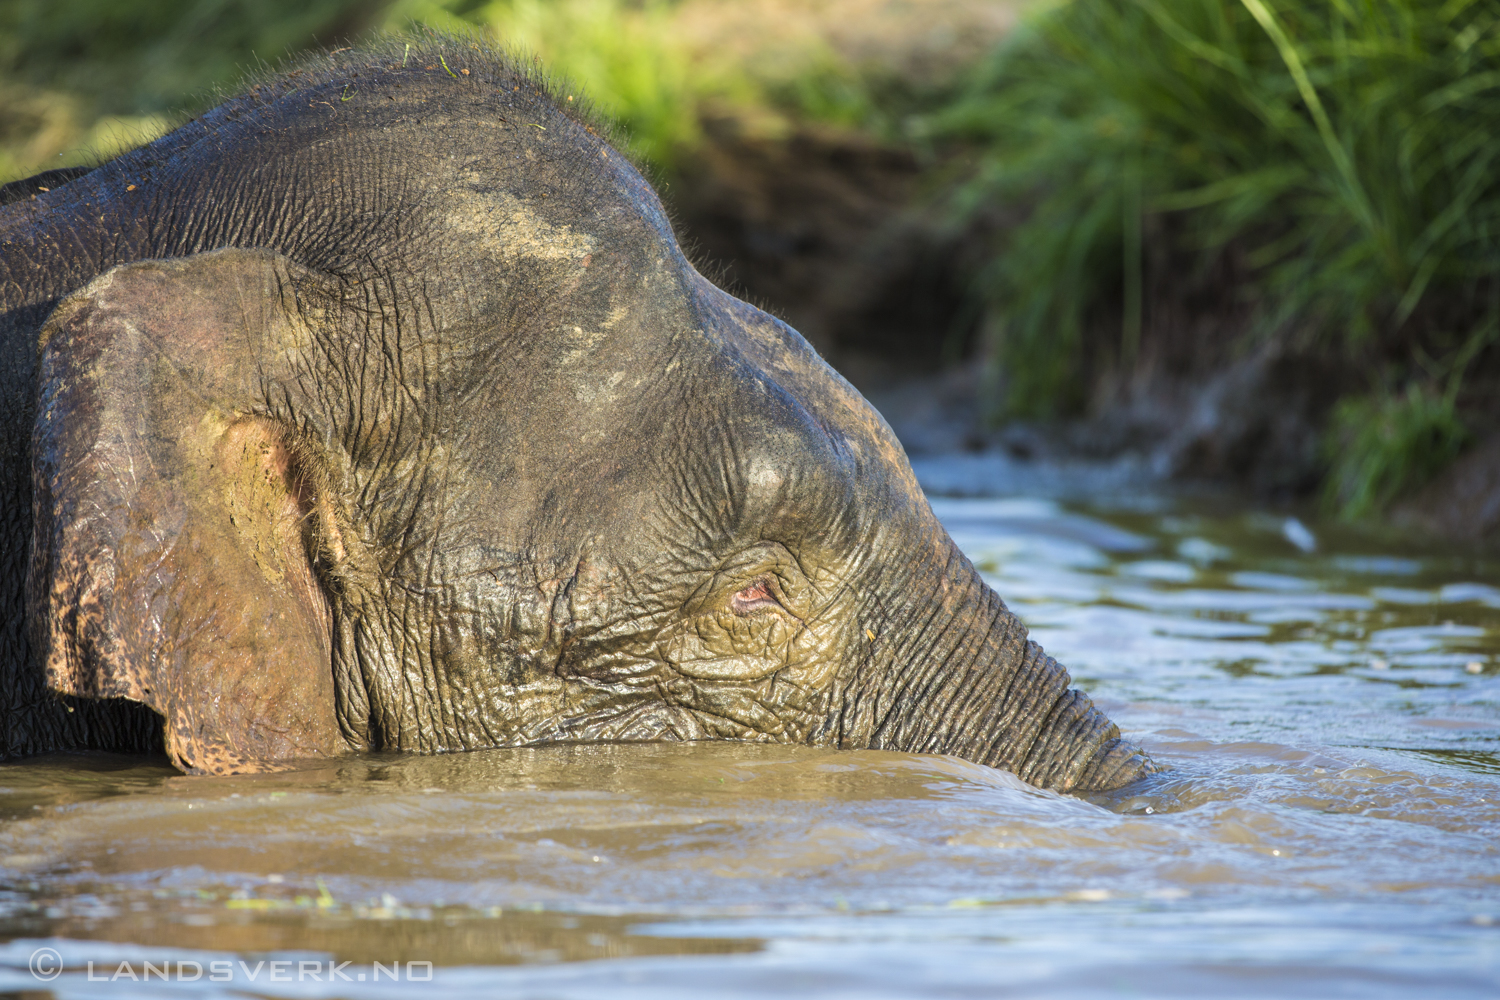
[1069,736,1159,792]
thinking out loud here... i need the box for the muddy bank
[656,0,1018,368]
[666,116,979,367]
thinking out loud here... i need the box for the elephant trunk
[846,540,1154,793]
[1011,681,1158,792]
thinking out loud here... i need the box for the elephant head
[12,39,1154,791]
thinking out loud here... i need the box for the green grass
[382,0,898,169]
[0,0,391,178]
[1,0,387,113]
[0,0,899,181]
[934,0,1500,515]
[383,0,716,168]
[0,0,739,177]
[1324,384,1470,520]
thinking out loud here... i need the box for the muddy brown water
[0,492,1496,998]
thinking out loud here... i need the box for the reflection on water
[0,494,1497,997]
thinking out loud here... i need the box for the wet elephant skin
[0,38,1153,790]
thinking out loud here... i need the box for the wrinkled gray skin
[0,40,1154,790]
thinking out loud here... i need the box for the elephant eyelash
[730,578,782,617]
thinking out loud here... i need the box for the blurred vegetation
[383,0,714,167]
[933,0,1500,517]
[0,0,391,179]
[0,0,908,180]
[383,0,916,167]
[1324,384,1469,521]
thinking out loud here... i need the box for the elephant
[0,37,1155,792]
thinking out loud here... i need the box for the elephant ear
[27,249,347,774]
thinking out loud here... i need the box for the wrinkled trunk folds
[843,542,1154,793]
[1012,671,1153,791]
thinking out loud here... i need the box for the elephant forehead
[460,372,818,510]
[402,338,858,580]
[445,183,598,266]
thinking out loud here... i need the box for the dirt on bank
[660,0,1014,370]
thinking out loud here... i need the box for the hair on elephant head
[0,36,1156,791]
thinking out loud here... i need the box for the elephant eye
[730,578,781,616]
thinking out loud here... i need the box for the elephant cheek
[658,614,825,683]
[651,618,840,740]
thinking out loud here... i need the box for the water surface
[0,492,1496,997]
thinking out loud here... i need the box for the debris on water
[1283,517,1317,553]
[1146,888,1190,901]
[1069,889,1110,901]
[1465,661,1484,674]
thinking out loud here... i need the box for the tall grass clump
[937,0,1500,514]
[1324,383,1469,520]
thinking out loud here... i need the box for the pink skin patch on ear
[730,579,780,616]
